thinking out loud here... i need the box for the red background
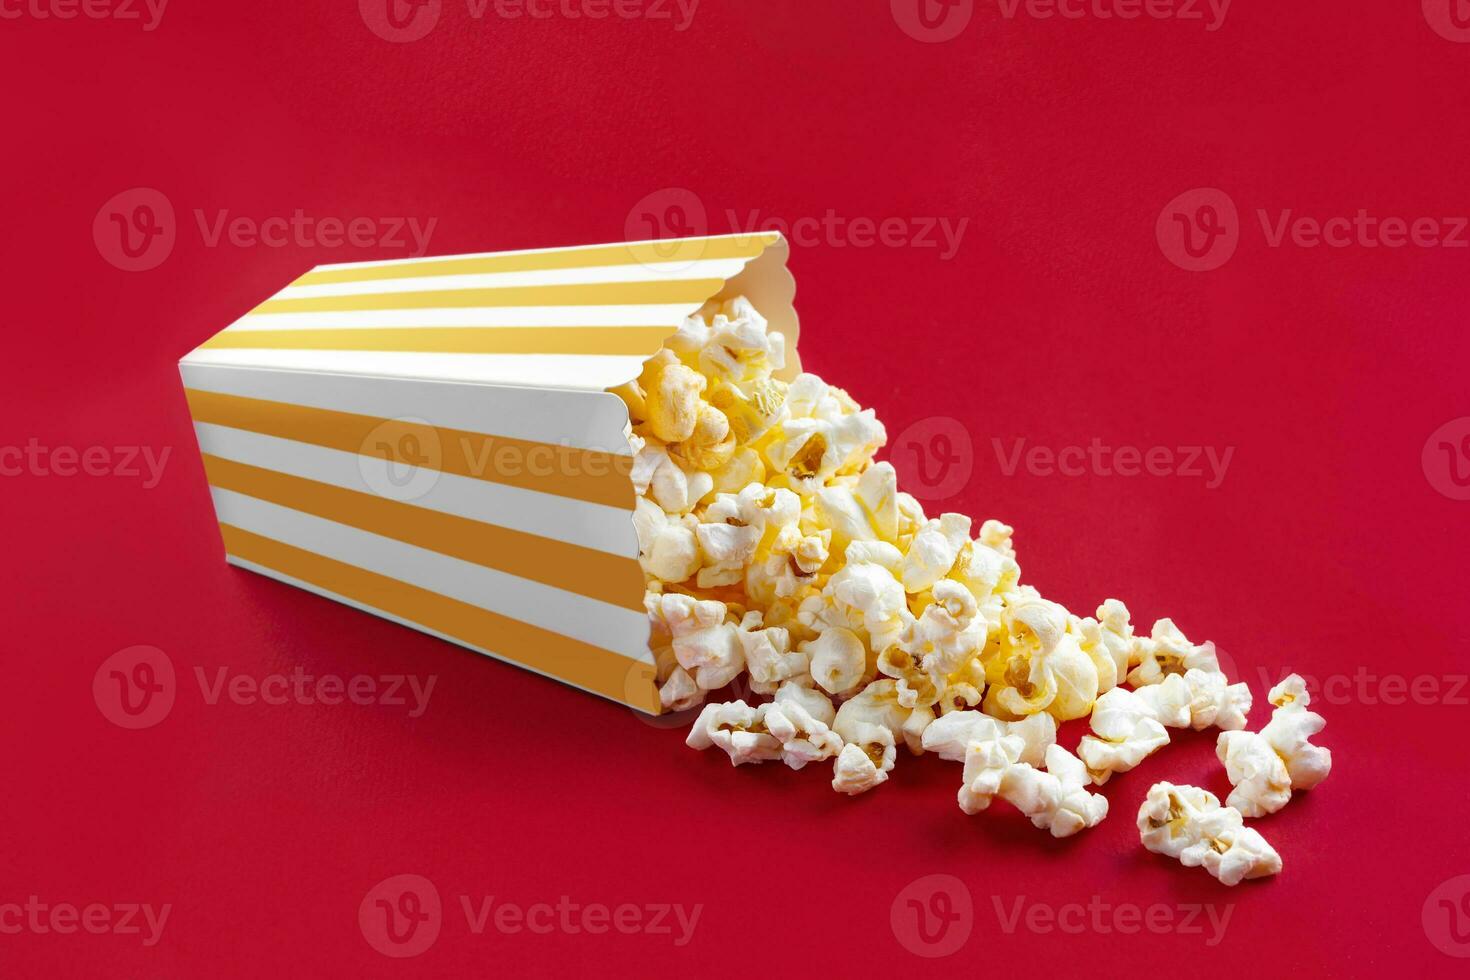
[4,1,1469,975]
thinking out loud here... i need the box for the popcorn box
[180,233,799,714]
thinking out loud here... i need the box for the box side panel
[179,361,658,714]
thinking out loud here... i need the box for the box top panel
[181,232,801,392]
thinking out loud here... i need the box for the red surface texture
[3,2,1469,975]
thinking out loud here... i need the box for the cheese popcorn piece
[1137,782,1281,886]
[997,745,1109,837]
[832,723,896,795]
[686,701,782,766]
[1076,687,1171,785]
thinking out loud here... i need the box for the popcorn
[645,291,1329,862]
[1127,619,1219,686]
[763,701,844,770]
[654,593,744,691]
[1137,783,1282,886]
[920,710,1056,766]
[736,612,805,695]
[686,700,782,766]
[1076,687,1170,785]
[773,678,835,727]
[1262,674,1332,789]
[803,626,868,697]
[997,745,1109,837]
[958,731,1024,814]
[832,723,895,795]
[900,513,971,593]
[1216,729,1292,817]
[1216,672,1331,815]
[658,666,701,712]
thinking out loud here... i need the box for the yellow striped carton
[180,232,799,714]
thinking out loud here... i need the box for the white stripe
[274,258,751,298]
[180,361,636,450]
[195,422,637,557]
[293,232,772,274]
[183,349,650,390]
[227,304,701,330]
[212,488,650,661]
[226,555,657,710]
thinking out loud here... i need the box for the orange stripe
[291,234,780,286]
[220,524,659,713]
[185,389,633,510]
[203,455,644,612]
[252,280,725,314]
[199,326,675,355]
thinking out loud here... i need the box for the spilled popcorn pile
[620,296,1331,884]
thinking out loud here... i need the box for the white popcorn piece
[817,544,913,652]
[773,678,836,727]
[1095,599,1139,682]
[658,666,702,712]
[654,593,745,691]
[764,701,844,770]
[1215,672,1331,814]
[921,710,1057,766]
[832,679,912,747]
[633,497,700,583]
[1181,667,1253,731]
[686,701,782,766]
[1076,687,1171,785]
[1132,672,1193,728]
[1216,730,1293,817]
[900,513,972,593]
[1136,782,1281,886]
[736,612,805,695]
[957,733,1024,814]
[997,745,1109,837]
[1263,674,1332,790]
[831,723,896,795]
[899,580,985,678]
[1127,618,1219,687]
[814,462,899,556]
[803,626,868,697]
